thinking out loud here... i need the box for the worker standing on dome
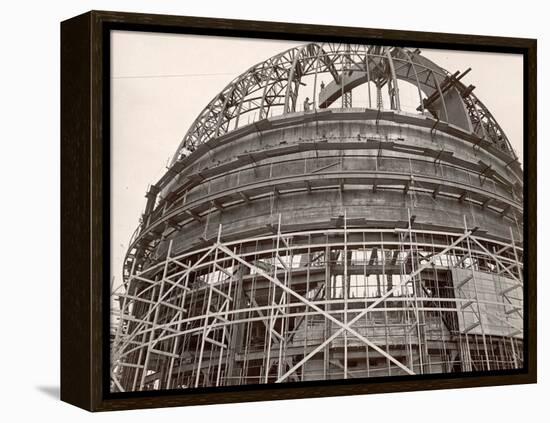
[303,96,312,111]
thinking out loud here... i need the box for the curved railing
[122,111,523,286]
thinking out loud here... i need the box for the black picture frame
[61,10,537,412]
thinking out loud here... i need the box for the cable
[112,72,238,79]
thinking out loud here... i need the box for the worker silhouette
[303,97,313,111]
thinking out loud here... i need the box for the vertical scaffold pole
[343,209,348,379]
[194,226,222,387]
[139,240,173,390]
[463,216,491,370]
[407,208,424,373]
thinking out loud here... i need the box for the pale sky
[110,31,523,291]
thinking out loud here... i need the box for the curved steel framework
[111,43,523,392]
[174,43,515,159]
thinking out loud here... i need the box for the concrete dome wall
[133,110,522,269]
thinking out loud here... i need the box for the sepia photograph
[108,31,525,393]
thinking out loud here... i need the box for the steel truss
[173,43,515,159]
[111,214,523,392]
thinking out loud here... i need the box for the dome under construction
[111,43,523,392]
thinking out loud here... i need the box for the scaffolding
[111,213,523,391]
